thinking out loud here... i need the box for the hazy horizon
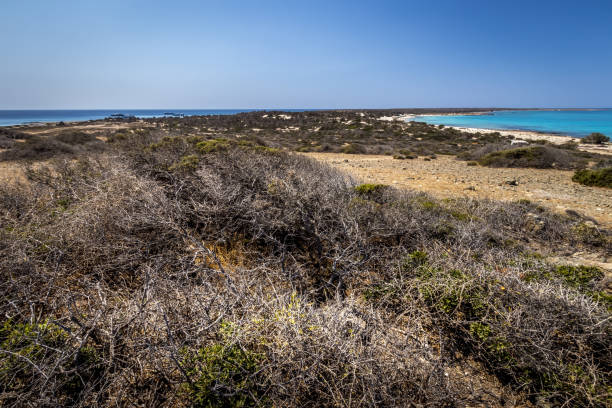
[2,0,611,109]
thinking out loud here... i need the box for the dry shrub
[0,131,105,162]
[0,137,610,407]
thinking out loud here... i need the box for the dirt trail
[306,153,612,229]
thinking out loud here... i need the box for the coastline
[382,114,612,155]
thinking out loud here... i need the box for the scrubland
[0,112,610,407]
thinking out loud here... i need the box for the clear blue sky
[1,0,611,109]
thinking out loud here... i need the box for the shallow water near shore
[418,109,612,137]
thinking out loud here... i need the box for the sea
[416,109,612,138]
[0,109,311,127]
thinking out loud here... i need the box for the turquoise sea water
[417,110,612,137]
[0,109,311,127]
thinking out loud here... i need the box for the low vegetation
[582,132,610,144]
[572,167,612,188]
[0,114,610,406]
[460,144,587,169]
[140,110,513,156]
[0,131,104,161]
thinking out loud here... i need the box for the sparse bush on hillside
[0,136,14,149]
[581,132,610,144]
[458,142,611,170]
[458,142,513,160]
[54,131,98,145]
[340,143,366,154]
[0,127,30,140]
[0,136,77,160]
[572,167,612,188]
[470,145,584,169]
[0,131,105,161]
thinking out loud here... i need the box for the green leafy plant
[572,167,612,188]
[181,343,265,407]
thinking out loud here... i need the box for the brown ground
[0,161,26,184]
[305,153,612,229]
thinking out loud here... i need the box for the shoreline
[381,114,612,154]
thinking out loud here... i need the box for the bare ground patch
[306,153,612,228]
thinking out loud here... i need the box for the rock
[465,186,476,191]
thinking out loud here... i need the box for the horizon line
[1,107,611,111]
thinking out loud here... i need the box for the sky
[1,0,611,109]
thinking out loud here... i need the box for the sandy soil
[305,153,612,229]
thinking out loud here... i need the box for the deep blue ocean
[0,109,310,127]
[418,109,612,137]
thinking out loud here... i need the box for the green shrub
[363,282,397,302]
[581,132,609,144]
[148,136,183,151]
[196,138,231,153]
[571,167,612,188]
[469,322,491,342]
[0,319,103,403]
[570,222,608,246]
[523,265,610,310]
[397,149,416,159]
[477,146,577,169]
[107,132,127,143]
[341,143,365,154]
[354,183,387,196]
[419,199,439,211]
[402,250,428,270]
[552,265,604,290]
[558,141,578,150]
[169,154,200,172]
[478,147,535,166]
[181,342,265,407]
